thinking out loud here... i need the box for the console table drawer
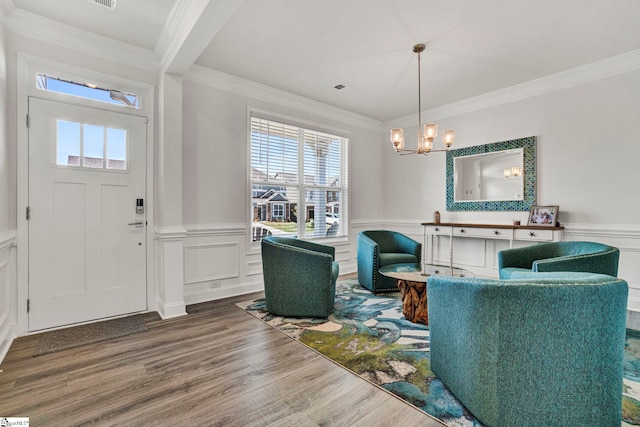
[424,225,452,236]
[514,229,555,242]
[453,227,512,240]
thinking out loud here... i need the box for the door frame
[16,54,155,335]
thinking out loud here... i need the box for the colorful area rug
[238,279,640,426]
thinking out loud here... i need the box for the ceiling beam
[155,0,243,75]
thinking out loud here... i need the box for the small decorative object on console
[433,211,441,224]
[527,205,559,226]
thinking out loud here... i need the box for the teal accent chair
[357,230,422,292]
[427,272,628,427]
[498,241,619,279]
[261,236,339,318]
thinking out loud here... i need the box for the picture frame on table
[527,205,559,226]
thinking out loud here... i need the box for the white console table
[421,222,564,270]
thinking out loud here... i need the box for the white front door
[28,97,148,331]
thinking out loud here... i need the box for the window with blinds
[250,116,348,241]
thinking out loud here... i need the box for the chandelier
[390,44,455,155]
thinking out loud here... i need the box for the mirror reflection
[454,148,524,202]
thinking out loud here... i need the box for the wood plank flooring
[0,286,444,426]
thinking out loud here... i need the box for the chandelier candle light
[390,44,455,155]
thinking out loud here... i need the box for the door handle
[128,220,145,227]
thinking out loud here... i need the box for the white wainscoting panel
[564,224,640,312]
[176,221,640,313]
[184,242,240,285]
[0,231,17,364]
[246,259,263,277]
[183,224,263,305]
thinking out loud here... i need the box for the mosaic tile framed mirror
[446,136,536,211]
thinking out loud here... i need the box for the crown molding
[185,64,383,132]
[5,8,158,72]
[386,48,640,129]
[154,0,191,59]
[154,0,209,73]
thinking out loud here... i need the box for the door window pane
[106,128,127,170]
[56,120,81,166]
[83,124,104,168]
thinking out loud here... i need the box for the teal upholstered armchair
[498,241,619,279]
[261,236,339,318]
[427,272,628,427]
[357,230,422,292]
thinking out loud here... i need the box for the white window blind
[250,116,348,241]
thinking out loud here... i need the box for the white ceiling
[12,0,176,51]
[8,0,640,122]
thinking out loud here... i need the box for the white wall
[383,68,640,308]
[385,70,640,225]
[182,79,386,225]
[180,72,386,303]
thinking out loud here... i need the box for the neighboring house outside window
[250,115,348,241]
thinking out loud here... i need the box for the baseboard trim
[157,299,187,320]
[184,281,264,306]
[0,311,16,365]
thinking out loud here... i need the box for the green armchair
[427,272,628,427]
[498,241,619,279]
[261,236,339,318]
[357,230,422,292]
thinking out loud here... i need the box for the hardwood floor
[0,287,444,426]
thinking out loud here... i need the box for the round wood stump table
[379,263,473,325]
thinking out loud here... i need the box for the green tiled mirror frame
[446,136,536,211]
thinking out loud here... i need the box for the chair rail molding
[562,223,640,242]
[184,223,246,236]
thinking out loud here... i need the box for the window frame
[248,111,349,244]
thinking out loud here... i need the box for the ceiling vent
[86,0,117,10]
